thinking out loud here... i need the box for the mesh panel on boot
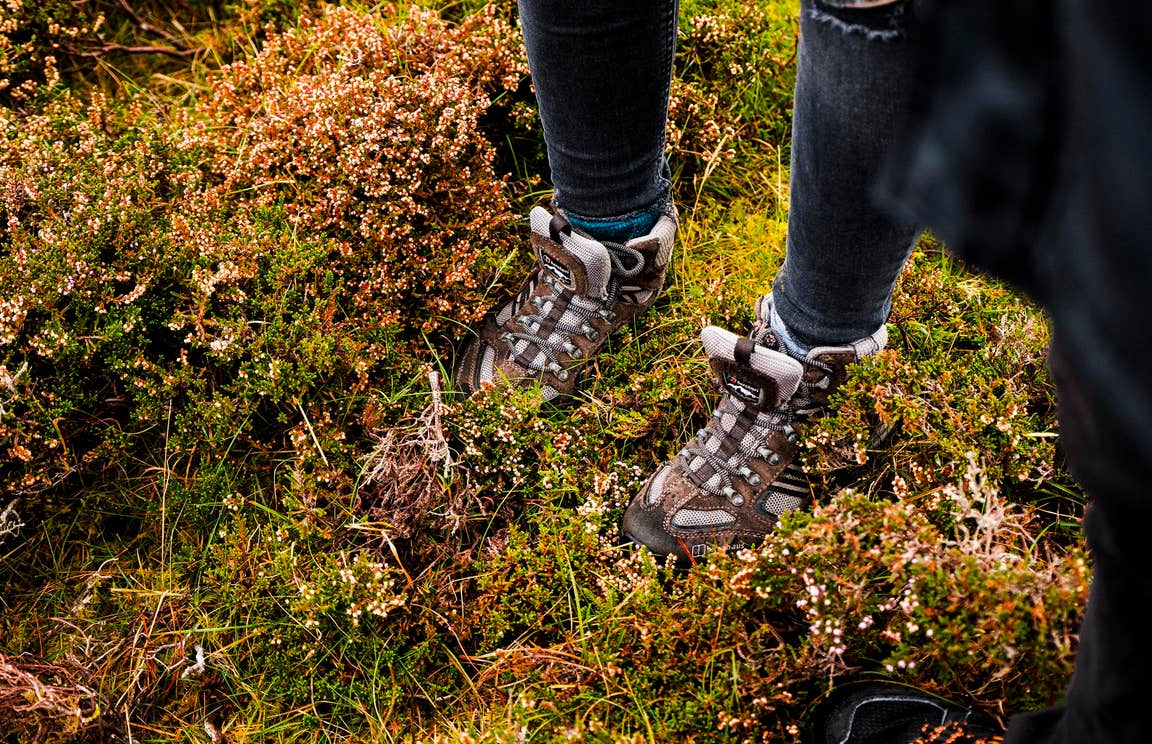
[762,491,805,516]
[670,509,737,529]
[529,207,612,295]
[700,325,803,396]
[644,465,672,507]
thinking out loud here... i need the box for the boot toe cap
[621,497,692,565]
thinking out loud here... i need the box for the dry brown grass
[0,654,104,742]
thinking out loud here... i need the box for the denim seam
[655,0,678,203]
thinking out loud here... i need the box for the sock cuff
[769,302,814,359]
[559,198,672,243]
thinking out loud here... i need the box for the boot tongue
[529,206,612,299]
[700,326,803,410]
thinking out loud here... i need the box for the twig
[426,371,451,473]
[358,371,456,539]
[116,0,189,50]
[296,400,331,468]
[692,131,732,214]
[0,654,103,730]
[0,498,23,541]
[70,44,203,59]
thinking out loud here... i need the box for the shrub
[671,0,799,200]
[0,3,527,495]
[0,5,529,738]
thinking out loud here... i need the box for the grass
[0,0,1087,742]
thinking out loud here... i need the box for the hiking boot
[809,682,1004,744]
[454,205,677,401]
[621,294,885,565]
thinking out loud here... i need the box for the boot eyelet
[747,474,762,486]
[769,453,781,466]
[557,369,570,381]
[730,493,745,507]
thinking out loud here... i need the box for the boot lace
[502,242,644,379]
[680,334,834,505]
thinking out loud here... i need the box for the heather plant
[805,243,1067,511]
[0,2,527,496]
[671,0,798,200]
[0,1,1091,742]
[1,3,533,738]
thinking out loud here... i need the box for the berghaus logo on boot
[724,374,762,405]
[540,251,575,288]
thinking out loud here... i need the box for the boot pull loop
[734,337,756,368]
[549,213,572,243]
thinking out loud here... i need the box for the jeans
[518,0,920,346]
[1001,341,1152,744]
[517,0,678,224]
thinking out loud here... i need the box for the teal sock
[565,208,661,243]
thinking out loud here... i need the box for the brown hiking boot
[454,205,676,401]
[621,295,885,565]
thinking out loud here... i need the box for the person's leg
[623,0,922,563]
[771,0,921,354]
[1001,344,1152,744]
[454,0,679,399]
[1004,3,1152,738]
[813,0,1152,739]
[518,0,678,238]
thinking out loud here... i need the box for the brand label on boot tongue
[540,251,576,289]
[724,373,763,405]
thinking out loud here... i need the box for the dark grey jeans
[517,0,921,347]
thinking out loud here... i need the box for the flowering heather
[0,4,527,493]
